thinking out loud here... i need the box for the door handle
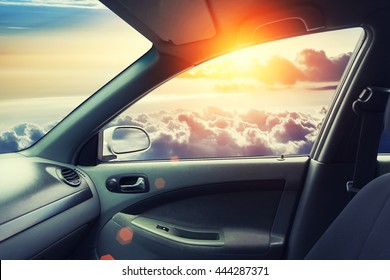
[120,177,146,192]
[106,175,149,193]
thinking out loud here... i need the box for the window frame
[97,28,365,163]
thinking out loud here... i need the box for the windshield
[0,0,151,153]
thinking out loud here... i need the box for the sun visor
[118,0,216,45]
[238,6,326,46]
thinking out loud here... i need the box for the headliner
[100,0,390,63]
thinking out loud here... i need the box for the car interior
[2,0,390,260]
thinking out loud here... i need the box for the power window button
[156,225,169,232]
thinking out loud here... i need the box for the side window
[103,28,363,161]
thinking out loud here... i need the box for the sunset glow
[105,29,363,161]
[0,0,363,158]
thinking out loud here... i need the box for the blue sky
[0,0,109,35]
[0,0,103,8]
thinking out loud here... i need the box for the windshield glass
[0,0,151,153]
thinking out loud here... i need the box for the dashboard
[0,154,100,259]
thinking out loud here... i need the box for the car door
[85,154,308,259]
[73,28,364,260]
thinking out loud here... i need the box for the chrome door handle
[120,177,146,192]
[106,175,149,193]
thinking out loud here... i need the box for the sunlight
[181,28,363,83]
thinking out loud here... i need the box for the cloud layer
[180,49,351,87]
[1,107,325,159]
[108,107,326,160]
[1,49,343,156]
[0,122,55,153]
[296,49,351,82]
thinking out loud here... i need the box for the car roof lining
[117,0,217,45]
[99,0,390,65]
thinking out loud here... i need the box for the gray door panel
[80,156,309,259]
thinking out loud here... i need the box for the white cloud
[108,107,326,160]
[6,26,31,30]
[180,49,352,86]
[0,0,104,9]
[0,107,325,158]
[0,122,56,153]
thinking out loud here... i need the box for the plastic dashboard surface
[0,154,99,259]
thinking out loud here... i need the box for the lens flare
[170,155,180,162]
[154,177,166,189]
[100,254,115,260]
[116,227,134,245]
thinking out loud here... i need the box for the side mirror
[102,126,150,160]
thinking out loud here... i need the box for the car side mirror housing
[102,126,151,161]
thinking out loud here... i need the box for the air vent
[60,168,81,187]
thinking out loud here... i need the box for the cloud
[179,49,351,86]
[0,0,104,9]
[0,122,56,153]
[296,49,351,82]
[0,0,109,36]
[180,56,305,85]
[0,107,324,158]
[252,56,306,85]
[213,83,257,93]
[108,107,325,160]
[0,131,19,153]
[179,59,240,80]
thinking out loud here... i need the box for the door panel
[80,156,309,259]
[377,156,390,175]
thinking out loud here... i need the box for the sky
[0,0,104,8]
[0,0,364,158]
[106,38,359,160]
[0,0,150,100]
[0,0,151,131]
